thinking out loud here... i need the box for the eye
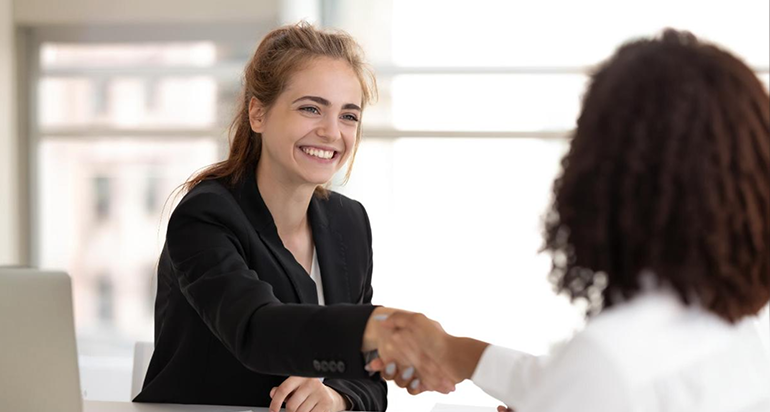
[341,113,359,122]
[299,106,320,115]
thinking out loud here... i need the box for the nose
[316,114,342,142]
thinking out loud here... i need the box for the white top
[471,290,770,412]
[310,249,326,384]
[310,248,325,306]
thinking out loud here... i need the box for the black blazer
[134,166,386,411]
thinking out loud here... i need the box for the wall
[14,0,281,25]
[0,0,19,265]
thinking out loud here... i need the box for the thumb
[365,358,385,372]
[270,387,276,398]
[380,318,398,330]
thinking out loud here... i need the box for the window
[31,26,264,399]
[324,1,770,409]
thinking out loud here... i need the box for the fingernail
[372,314,389,321]
[385,362,396,376]
[401,366,414,380]
[410,379,420,390]
[364,364,373,372]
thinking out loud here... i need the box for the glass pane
[332,0,769,68]
[389,74,587,131]
[334,137,582,410]
[39,76,223,129]
[41,42,218,68]
[38,138,220,357]
[38,77,95,127]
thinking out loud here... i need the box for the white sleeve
[470,345,548,407]
[471,337,631,412]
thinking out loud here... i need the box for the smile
[300,146,338,160]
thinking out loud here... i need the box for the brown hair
[184,21,377,194]
[543,29,770,322]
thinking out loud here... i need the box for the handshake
[359,307,490,396]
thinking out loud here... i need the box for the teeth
[302,147,334,159]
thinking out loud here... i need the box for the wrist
[446,336,490,381]
[328,386,350,411]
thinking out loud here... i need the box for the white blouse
[310,248,325,306]
[471,290,770,412]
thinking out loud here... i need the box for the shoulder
[563,292,770,409]
[320,190,366,211]
[317,190,369,224]
[313,190,372,247]
[576,290,741,385]
[170,179,243,221]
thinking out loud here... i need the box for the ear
[248,97,266,133]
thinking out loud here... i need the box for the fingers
[271,377,341,412]
[380,310,422,330]
[284,381,316,412]
[365,357,385,373]
[295,397,320,412]
[407,377,425,395]
[270,377,303,412]
[392,363,414,389]
[383,328,455,393]
[367,310,458,395]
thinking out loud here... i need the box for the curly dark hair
[543,29,770,322]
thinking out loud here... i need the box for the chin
[301,174,335,187]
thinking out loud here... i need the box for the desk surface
[82,400,488,412]
[84,401,269,412]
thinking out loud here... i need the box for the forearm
[445,336,491,381]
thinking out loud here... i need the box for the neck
[256,160,316,237]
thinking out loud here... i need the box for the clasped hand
[361,308,476,395]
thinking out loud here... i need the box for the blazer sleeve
[166,189,376,379]
[323,203,388,411]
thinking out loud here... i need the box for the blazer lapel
[229,166,319,304]
[308,196,352,305]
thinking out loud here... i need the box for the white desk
[84,401,269,412]
[83,401,489,412]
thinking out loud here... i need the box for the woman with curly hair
[369,29,770,411]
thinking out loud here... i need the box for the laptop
[0,267,83,412]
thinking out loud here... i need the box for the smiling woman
[132,22,389,412]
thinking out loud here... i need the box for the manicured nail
[401,366,414,380]
[372,314,389,321]
[385,362,396,376]
[410,379,420,390]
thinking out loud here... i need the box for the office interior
[0,0,768,411]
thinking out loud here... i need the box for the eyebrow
[292,95,361,111]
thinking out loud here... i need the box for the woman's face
[250,57,363,188]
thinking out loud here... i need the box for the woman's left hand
[269,377,348,412]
